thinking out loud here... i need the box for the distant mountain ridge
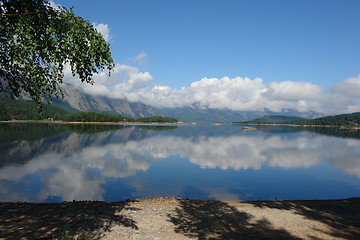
[289,113,360,126]
[53,85,325,122]
[14,83,324,122]
[157,107,264,123]
[52,84,160,119]
[237,113,360,127]
[158,106,323,123]
[0,97,69,120]
[238,115,306,124]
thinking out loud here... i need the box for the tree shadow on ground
[168,199,301,240]
[0,200,139,239]
[250,198,360,240]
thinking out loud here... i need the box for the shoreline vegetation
[1,103,360,239]
[235,122,360,129]
[233,113,360,129]
[1,97,360,128]
[0,97,181,124]
[0,119,183,125]
[3,119,360,128]
[1,197,359,239]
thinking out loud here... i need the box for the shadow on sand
[168,199,301,240]
[250,198,360,240]
[0,200,138,239]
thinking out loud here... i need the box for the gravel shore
[1,197,359,240]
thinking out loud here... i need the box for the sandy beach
[1,197,359,240]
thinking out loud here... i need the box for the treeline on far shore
[64,112,178,123]
[285,113,360,126]
[234,113,360,127]
[0,98,178,123]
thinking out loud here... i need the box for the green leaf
[0,0,114,111]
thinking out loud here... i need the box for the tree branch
[0,12,41,16]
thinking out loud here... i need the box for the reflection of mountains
[0,126,152,167]
[2,125,360,175]
[255,125,360,140]
[1,125,360,202]
[303,127,360,140]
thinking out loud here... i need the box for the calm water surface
[0,123,359,202]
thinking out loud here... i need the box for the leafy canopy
[0,0,114,107]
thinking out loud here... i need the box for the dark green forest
[0,97,68,120]
[63,111,133,122]
[64,113,178,123]
[136,116,178,123]
[236,115,305,124]
[65,124,129,134]
[236,113,360,127]
[0,123,68,144]
[286,113,360,126]
[0,97,178,123]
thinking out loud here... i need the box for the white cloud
[135,76,330,113]
[49,2,111,42]
[47,1,62,10]
[1,127,359,202]
[93,23,111,42]
[265,81,324,101]
[332,75,360,98]
[132,51,148,65]
[48,0,358,115]
[62,61,360,114]
[324,75,360,114]
[63,64,154,101]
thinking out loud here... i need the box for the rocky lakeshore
[1,197,359,240]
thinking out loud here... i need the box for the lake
[0,123,359,203]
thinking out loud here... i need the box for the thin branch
[0,12,41,16]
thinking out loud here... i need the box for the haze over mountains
[59,60,360,122]
[53,83,160,119]
[47,83,323,123]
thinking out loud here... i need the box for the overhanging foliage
[0,0,114,108]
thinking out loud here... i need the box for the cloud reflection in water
[0,126,359,202]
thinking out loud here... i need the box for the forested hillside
[63,113,178,123]
[136,116,178,123]
[64,111,133,122]
[0,97,69,120]
[0,98,178,123]
[235,115,305,124]
[236,113,360,127]
[289,113,360,126]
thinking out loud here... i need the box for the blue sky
[57,0,360,114]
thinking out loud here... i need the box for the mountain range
[20,83,324,122]
[48,84,160,119]
[159,106,323,123]
[238,115,306,124]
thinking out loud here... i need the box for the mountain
[53,85,324,122]
[238,115,306,124]
[50,84,160,119]
[0,97,69,120]
[158,107,262,123]
[288,113,360,126]
[158,106,323,123]
[236,113,360,127]
[15,83,324,122]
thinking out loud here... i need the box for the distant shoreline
[2,120,360,129]
[233,122,360,129]
[0,120,185,126]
